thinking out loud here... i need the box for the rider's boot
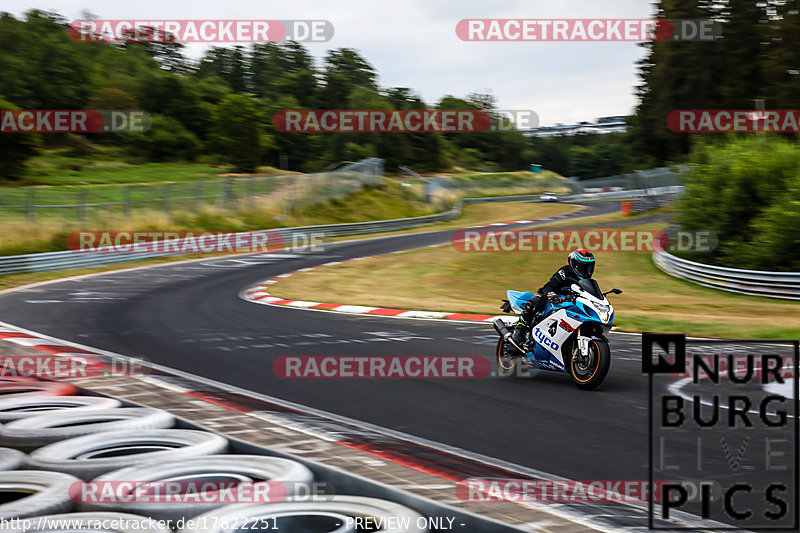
[507,297,542,356]
[509,317,528,353]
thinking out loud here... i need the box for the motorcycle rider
[508,249,596,352]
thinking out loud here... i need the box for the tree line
[3,2,800,184]
[0,11,533,179]
[630,0,800,161]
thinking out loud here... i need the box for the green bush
[677,136,800,270]
[123,114,200,162]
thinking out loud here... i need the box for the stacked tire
[0,378,428,532]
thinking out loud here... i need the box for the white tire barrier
[26,430,228,479]
[0,408,175,451]
[0,447,25,470]
[0,395,121,423]
[0,380,77,399]
[0,471,78,519]
[81,454,314,520]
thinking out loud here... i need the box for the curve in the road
[0,200,646,479]
[3,200,761,529]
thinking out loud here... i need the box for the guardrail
[653,250,800,301]
[0,188,672,277]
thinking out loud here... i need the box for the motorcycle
[492,278,622,390]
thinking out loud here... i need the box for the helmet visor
[573,258,595,279]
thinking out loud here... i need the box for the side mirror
[612,288,622,294]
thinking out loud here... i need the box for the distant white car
[540,192,559,202]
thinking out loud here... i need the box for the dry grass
[274,222,800,339]
[328,202,582,243]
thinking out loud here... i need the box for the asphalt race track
[2,200,791,528]
[0,201,644,475]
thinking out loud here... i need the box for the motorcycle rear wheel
[495,334,519,378]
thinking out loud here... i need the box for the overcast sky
[4,0,656,125]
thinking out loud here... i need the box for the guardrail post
[247,177,254,209]
[26,189,36,224]
[162,183,171,215]
[124,186,132,216]
[77,190,87,222]
[223,178,235,209]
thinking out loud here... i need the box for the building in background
[523,115,629,137]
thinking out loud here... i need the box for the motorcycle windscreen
[578,278,603,299]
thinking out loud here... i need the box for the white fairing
[529,286,614,364]
[530,309,581,365]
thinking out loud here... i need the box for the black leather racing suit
[512,265,581,344]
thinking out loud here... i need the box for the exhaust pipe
[493,318,512,339]
[494,318,525,352]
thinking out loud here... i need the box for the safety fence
[0,188,672,276]
[575,166,686,192]
[0,159,385,223]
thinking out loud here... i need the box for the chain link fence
[574,165,687,192]
[0,158,385,223]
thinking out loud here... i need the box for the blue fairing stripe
[575,301,600,320]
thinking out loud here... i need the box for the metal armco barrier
[654,250,800,301]
[0,188,672,277]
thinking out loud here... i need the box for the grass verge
[0,201,579,292]
[272,221,800,339]
[0,181,437,256]
[13,147,289,187]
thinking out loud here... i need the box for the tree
[209,94,264,172]
[764,0,800,108]
[274,70,318,108]
[717,0,768,109]
[320,48,377,109]
[0,96,41,181]
[121,26,190,73]
[123,114,199,161]
[134,71,211,139]
[676,136,800,269]
[630,0,723,162]
[0,10,91,109]
[197,47,248,93]
[324,48,377,89]
[87,88,139,109]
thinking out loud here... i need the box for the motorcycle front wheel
[568,338,610,390]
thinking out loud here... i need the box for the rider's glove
[547,292,562,304]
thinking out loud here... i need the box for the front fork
[576,336,591,357]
